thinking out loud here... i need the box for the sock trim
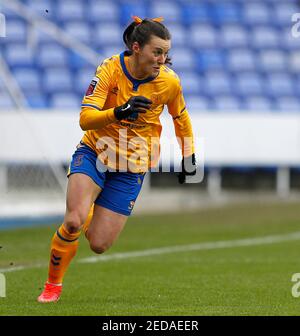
[56,229,79,243]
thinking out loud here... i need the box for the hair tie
[132,16,143,24]
[151,17,164,23]
[131,16,164,24]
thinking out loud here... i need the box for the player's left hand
[177,153,197,184]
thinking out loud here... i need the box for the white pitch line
[0,262,46,273]
[79,231,300,263]
[1,231,300,273]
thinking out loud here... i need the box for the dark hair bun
[122,22,139,49]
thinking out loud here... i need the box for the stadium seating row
[4,1,298,26]
[2,20,299,50]
[3,43,300,72]
[1,89,300,111]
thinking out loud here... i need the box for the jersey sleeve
[167,78,195,157]
[80,58,116,131]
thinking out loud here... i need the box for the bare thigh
[64,173,101,233]
[87,205,128,254]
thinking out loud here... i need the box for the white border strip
[1,231,300,273]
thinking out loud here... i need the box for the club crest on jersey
[85,76,99,96]
[149,93,161,110]
[74,154,84,167]
[111,86,119,95]
[150,93,161,105]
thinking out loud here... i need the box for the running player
[38,16,196,303]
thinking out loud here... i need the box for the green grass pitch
[1,201,300,316]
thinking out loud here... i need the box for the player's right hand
[178,153,197,184]
[114,96,152,121]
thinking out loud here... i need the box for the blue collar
[120,51,157,91]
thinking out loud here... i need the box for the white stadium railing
[1,110,299,219]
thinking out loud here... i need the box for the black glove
[114,96,152,121]
[178,153,197,184]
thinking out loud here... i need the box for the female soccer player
[38,16,196,303]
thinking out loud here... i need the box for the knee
[64,211,83,234]
[89,241,111,254]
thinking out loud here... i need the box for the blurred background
[0,0,300,227]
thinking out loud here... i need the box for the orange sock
[47,224,80,284]
[82,204,94,238]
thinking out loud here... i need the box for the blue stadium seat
[13,68,41,92]
[263,0,293,2]
[213,95,242,110]
[166,24,186,47]
[227,49,256,72]
[178,72,202,95]
[0,77,5,91]
[1,7,20,20]
[265,73,295,97]
[171,48,196,72]
[251,26,280,49]
[212,3,241,24]
[244,96,273,111]
[281,28,300,51]
[0,92,14,109]
[43,68,72,94]
[94,23,123,47]
[243,3,271,25]
[181,3,211,25]
[119,1,148,26]
[220,25,249,48]
[258,50,287,72]
[235,73,264,96]
[274,3,299,27]
[275,96,300,111]
[289,52,300,73]
[37,43,68,67]
[149,1,182,24]
[196,50,225,71]
[5,44,35,67]
[27,0,54,19]
[50,93,81,109]
[101,46,124,59]
[63,21,91,44]
[88,1,120,23]
[190,24,217,48]
[26,93,49,108]
[56,0,84,21]
[68,51,91,69]
[35,30,55,44]
[75,67,96,95]
[5,20,27,43]
[185,95,211,111]
[205,71,232,95]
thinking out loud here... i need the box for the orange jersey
[80,51,195,172]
